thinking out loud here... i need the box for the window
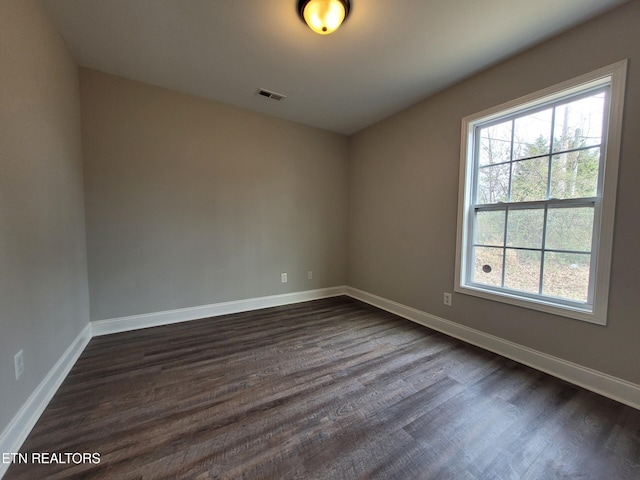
[455,61,627,325]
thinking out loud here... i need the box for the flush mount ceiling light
[297,0,351,35]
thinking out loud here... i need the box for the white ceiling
[41,0,627,135]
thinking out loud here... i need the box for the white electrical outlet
[281,273,288,283]
[444,292,452,306]
[308,271,313,280]
[14,350,24,380]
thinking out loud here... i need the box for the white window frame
[455,60,627,325]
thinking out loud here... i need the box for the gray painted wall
[0,0,90,431]
[348,0,640,384]
[80,70,349,320]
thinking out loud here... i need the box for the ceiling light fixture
[297,0,351,35]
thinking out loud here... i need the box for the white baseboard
[92,286,347,336]
[0,322,92,479]
[345,286,640,410]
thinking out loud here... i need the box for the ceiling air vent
[256,88,286,101]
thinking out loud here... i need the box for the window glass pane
[510,157,549,202]
[476,210,505,246]
[479,121,512,166]
[553,92,605,153]
[506,209,544,249]
[542,252,591,302]
[546,207,594,252]
[477,164,510,204]
[513,108,552,160]
[504,249,541,294]
[550,147,600,199]
[473,247,503,287]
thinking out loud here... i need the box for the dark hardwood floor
[5,296,640,479]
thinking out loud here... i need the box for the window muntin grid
[467,87,607,308]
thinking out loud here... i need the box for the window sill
[454,283,606,325]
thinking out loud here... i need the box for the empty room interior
[2,0,640,478]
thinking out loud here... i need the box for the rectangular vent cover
[256,88,286,101]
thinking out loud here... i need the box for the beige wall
[80,70,349,320]
[0,0,90,431]
[348,0,640,384]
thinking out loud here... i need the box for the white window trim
[455,60,627,325]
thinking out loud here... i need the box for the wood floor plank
[5,296,640,479]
